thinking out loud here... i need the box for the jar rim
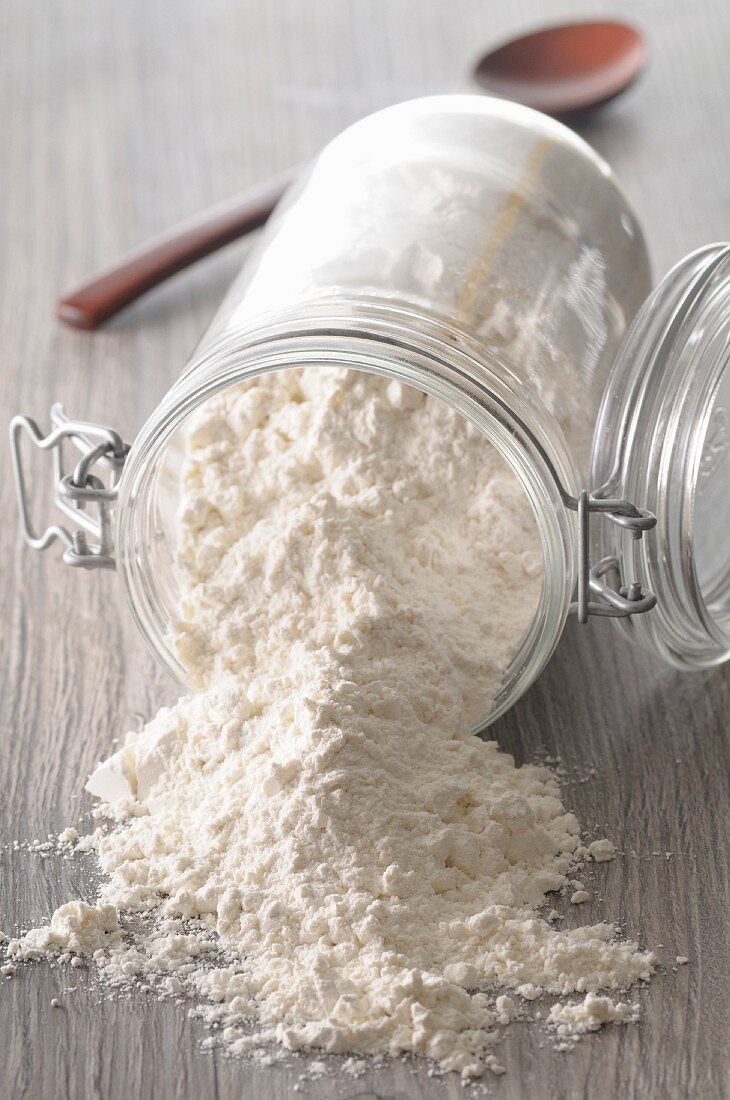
[591,242,730,668]
[116,304,577,725]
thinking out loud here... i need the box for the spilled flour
[5,369,656,1080]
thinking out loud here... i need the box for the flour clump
[6,368,656,1078]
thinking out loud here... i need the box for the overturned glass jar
[11,97,730,724]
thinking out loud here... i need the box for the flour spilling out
[5,369,656,1080]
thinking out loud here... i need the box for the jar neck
[119,301,577,721]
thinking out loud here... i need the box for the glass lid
[591,243,730,668]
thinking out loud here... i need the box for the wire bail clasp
[10,404,130,570]
[569,490,657,622]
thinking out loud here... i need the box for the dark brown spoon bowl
[473,20,648,116]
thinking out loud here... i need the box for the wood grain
[1,1,728,1098]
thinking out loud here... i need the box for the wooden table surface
[1,1,728,1097]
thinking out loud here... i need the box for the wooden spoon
[57,21,648,331]
[56,167,298,331]
[473,20,648,117]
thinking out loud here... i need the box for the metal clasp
[569,490,657,622]
[10,404,130,569]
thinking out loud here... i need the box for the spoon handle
[56,166,299,331]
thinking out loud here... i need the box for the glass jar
[11,96,730,726]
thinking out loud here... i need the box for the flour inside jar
[6,369,656,1080]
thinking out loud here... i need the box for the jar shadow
[485,616,663,767]
[567,107,643,176]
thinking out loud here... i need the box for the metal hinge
[568,489,657,622]
[10,404,130,569]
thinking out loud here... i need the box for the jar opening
[117,318,575,725]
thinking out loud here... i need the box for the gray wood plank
[1,1,728,1098]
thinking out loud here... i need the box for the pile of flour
[6,368,656,1079]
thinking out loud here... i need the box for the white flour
[547,993,640,1039]
[6,368,656,1079]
